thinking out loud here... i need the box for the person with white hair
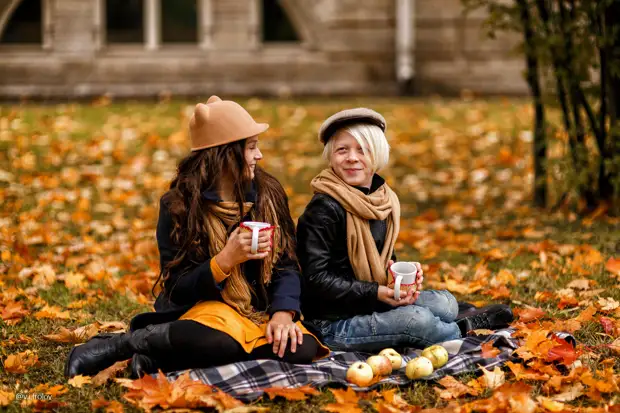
[296,108,513,352]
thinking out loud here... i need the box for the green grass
[1,97,618,412]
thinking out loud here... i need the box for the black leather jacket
[296,174,395,323]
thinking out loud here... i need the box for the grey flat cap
[318,108,387,144]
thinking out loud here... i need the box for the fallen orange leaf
[546,335,578,366]
[68,375,91,388]
[514,307,546,323]
[263,385,319,401]
[434,375,479,399]
[481,340,501,358]
[0,301,30,325]
[34,305,70,320]
[3,350,39,373]
[0,389,14,407]
[92,360,130,386]
[323,388,362,413]
[91,398,125,413]
[478,366,505,390]
[605,257,620,277]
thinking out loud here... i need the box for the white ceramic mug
[239,221,274,254]
[389,262,418,300]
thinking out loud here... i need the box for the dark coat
[130,185,302,332]
[296,174,396,324]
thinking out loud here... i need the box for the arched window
[0,0,42,44]
[161,0,198,44]
[262,0,299,42]
[106,0,144,44]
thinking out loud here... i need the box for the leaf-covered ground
[0,98,618,412]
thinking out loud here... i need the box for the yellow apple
[378,348,403,369]
[405,356,434,379]
[366,355,392,376]
[346,361,374,386]
[421,345,449,369]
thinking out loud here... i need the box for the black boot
[64,323,172,378]
[131,353,159,378]
[456,304,514,335]
[457,301,477,318]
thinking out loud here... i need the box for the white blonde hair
[322,123,390,172]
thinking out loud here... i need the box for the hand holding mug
[377,285,417,307]
[390,261,420,300]
[215,225,272,273]
[411,261,424,292]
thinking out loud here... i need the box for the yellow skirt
[179,301,330,360]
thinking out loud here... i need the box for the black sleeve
[268,250,302,321]
[156,198,222,306]
[297,196,379,309]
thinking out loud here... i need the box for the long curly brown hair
[152,138,297,301]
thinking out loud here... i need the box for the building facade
[0,0,527,98]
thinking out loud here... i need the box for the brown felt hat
[318,107,386,145]
[189,95,269,151]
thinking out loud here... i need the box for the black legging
[155,320,319,372]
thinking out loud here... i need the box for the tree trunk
[536,0,574,164]
[517,0,546,207]
[600,0,620,202]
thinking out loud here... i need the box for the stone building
[0,0,527,98]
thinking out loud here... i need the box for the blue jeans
[314,290,461,352]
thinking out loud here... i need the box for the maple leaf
[599,316,614,335]
[505,361,550,381]
[609,337,620,355]
[0,301,30,325]
[34,305,70,320]
[92,360,130,386]
[536,396,566,412]
[605,257,620,277]
[490,269,516,287]
[557,295,579,309]
[324,388,362,413]
[567,278,591,290]
[550,382,585,402]
[483,285,511,300]
[574,305,597,323]
[434,376,479,399]
[43,324,99,344]
[515,329,556,361]
[3,350,39,373]
[91,398,125,413]
[0,389,14,407]
[117,370,242,411]
[97,320,128,333]
[534,291,554,302]
[478,366,505,390]
[376,389,420,413]
[514,307,546,322]
[480,340,501,358]
[263,385,319,401]
[597,297,619,312]
[546,335,578,366]
[68,374,92,388]
[470,329,495,336]
[580,368,619,393]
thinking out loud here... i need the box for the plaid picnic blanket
[163,328,575,402]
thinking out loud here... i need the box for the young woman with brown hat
[65,96,329,378]
[296,108,514,353]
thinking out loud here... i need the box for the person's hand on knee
[266,311,302,357]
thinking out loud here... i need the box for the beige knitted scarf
[205,200,281,324]
[311,168,400,285]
